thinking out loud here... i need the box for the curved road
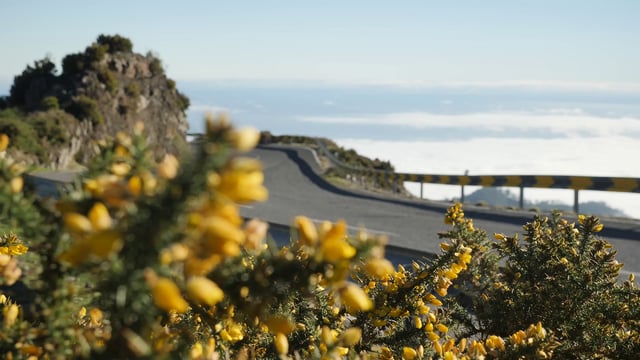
[242,145,640,274]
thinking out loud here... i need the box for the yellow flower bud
[128,175,142,196]
[437,323,449,333]
[264,316,295,335]
[274,332,289,355]
[64,213,92,234]
[458,337,467,352]
[494,233,506,241]
[593,223,604,232]
[414,316,423,329]
[151,278,189,313]
[186,276,224,306]
[88,202,112,231]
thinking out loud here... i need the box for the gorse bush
[66,95,103,125]
[0,116,638,359]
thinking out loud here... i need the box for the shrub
[176,90,190,113]
[61,52,86,75]
[65,95,103,125]
[97,67,118,95]
[148,55,164,76]
[0,108,45,159]
[0,117,637,359]
[9,57,57,107]
[24,109,74,146]
[125,82,141,98]
[40,96,59,110]
[97,34,133,53]
[84,43,109,63]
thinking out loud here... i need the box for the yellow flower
[110,162,131,177]
[339,283,373,314]
[339,327,362,346]
[186,276,224,306]
[85,230,123,258]
[321,238,356,263]
[485,335,505,351]
[363,258,395,279]
[402,347,417,359]
[2,303,19,328]
[244,218,268,251]
[295,216,318,246]
[151,277,189,313]
[215,158,268,203]
[64,213,93,234]
[494,233,506,241]
[77,306,87,319]
[319,220,356,263]
[274,332,289,355]
[0,133,9,152]
[10,177,23,193]
[264,316,295,335]
[578,214,586,224]
[593,223,604,232]
[88,202,112,231]
[158,154,179,179]
[227,126,260,151]
[190,342,203,359]
[89,308,103,326]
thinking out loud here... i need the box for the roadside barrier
[314,140,640,213]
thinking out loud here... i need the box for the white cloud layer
[300,111,640,138]
[334,136,640,219]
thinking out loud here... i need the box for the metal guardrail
[314,140,640,213]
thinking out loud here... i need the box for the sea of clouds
[300,111,640,219]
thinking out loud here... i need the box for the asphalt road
[241,145,640,274]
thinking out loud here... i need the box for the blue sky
[1,0,639,87]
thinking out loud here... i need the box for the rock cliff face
[4,35,189,167]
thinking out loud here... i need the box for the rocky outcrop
[4,35,189,167]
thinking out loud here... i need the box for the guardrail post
[420,181,423,199]
[574,190,579,214]
[461,169,468,204]
[519,186,524,209]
